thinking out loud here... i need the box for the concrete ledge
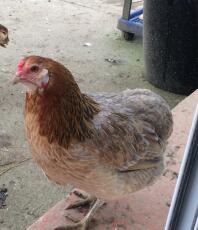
[27,90,198,230]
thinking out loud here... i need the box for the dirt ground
[0,0,184,229]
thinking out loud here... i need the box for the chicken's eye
[30,65,39,72]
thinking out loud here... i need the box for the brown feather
[0,24,9,47]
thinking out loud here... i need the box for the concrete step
[27,90,198,230]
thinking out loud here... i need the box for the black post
[144,0,198,95]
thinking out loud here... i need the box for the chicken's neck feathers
[25,88,100,148]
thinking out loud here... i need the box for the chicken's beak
[11,73,22,85]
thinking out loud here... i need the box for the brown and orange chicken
[12,56,173,230]
[0,24,9,47]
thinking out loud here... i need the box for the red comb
[17,59,25,73]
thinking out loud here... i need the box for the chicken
[0,24,9,47]
[12,56,173,230]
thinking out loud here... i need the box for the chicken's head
[12,56,78,94]
[12,56,50,91]
[0,24,9,47]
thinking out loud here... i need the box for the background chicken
[0,24,9,47]
[12,56,173,230]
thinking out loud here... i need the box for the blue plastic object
[117,7,143,38]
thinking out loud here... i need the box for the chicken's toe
[72,189,89,200]
[66,196,96,210]
[55,198,104,230]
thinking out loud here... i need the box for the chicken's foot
[54,198,104,230]
[72,189,88,200]
[66,189,97,210]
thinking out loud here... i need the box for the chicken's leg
[54,190,104,230]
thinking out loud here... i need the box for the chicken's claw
[54,197,104,230]
[66,196,95,210]
[72,189,89,200]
